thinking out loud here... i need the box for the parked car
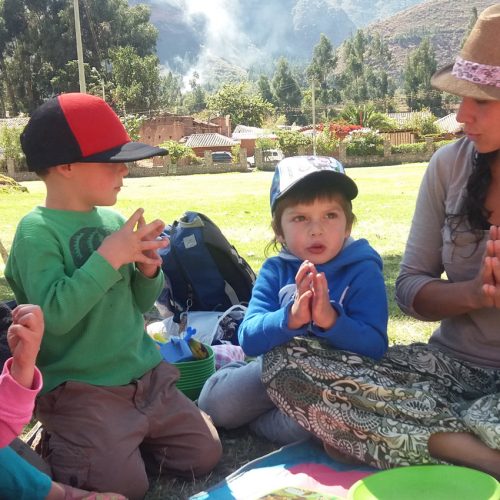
[211,151,233,163]
[247,149,284,168]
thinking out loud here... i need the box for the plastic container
[348,465,500,500]
[174,344,215,401]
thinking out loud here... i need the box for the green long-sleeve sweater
[5,206,163,395]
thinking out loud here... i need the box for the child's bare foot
[429,432,500,480]
[323,441,364,465]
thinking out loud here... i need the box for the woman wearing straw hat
[262,4,500,477]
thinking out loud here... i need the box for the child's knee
[43,430,149,500]
[198,389,243,429]
[197,373,239,427]
[190,434,223,476]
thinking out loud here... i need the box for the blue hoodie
[238,238,388,359]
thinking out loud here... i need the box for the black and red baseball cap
[21,93,168,171]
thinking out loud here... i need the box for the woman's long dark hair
[449,150,496,244]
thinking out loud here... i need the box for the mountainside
[130,0,493,85]
[364,0,493,81]
[130,0,424,77]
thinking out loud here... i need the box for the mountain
[129,0,492,85]
[129,0,425,79]
[362,0,493,81]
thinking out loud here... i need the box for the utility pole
[73,0,86,93]
[311,79,317,156]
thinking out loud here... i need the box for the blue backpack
[157,211,256,322]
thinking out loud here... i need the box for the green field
[0,163,437,345]
[0,163,440,497]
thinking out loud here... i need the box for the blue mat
[191,438,377,500]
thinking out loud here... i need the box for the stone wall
[127,161,248,178]
[2,139,438,181]
[256,139,435,171]
[2,155,249,181]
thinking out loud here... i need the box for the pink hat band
[452,56,500,89]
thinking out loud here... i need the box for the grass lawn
[0,163,439,498]
[0,163,438,344]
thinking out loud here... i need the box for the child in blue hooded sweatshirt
[198,156,388,445]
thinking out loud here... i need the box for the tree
[257,75,275,106]
[183,72,207,114]
[403,38,442,113]
[339,103,397,131]
[120,114,147,141]
[206,82,273,130]
[0,0,160,114]
[336,30,395,105]
[162,71,183,111]
[109,46,163,113]
[255,137,276,152]
[272,58,303,124]
[307,34,338,120]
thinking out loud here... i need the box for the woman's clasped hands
[481,225,500,308]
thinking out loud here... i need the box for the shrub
[275,130,311,157]
[391,142,427,154]
[160,140,197,165]
[405,111,441,138]
[314,126,340,156]
[255,137,276,151]
[318,122,363,139]
[0,173,28,193]
[344,128,384,156]
[0,125,24,160]
[434,139,457,150]
[231,144,241,163]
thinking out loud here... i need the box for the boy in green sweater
[5,93,222,499]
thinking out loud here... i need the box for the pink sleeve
[0,358,43,447]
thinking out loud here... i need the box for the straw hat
[431,4,500,100]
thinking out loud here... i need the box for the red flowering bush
[317,122,363,139]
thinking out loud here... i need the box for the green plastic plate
[348,465,500,500]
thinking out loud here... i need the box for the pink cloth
[0,358,43,447]
[211,344,246,370]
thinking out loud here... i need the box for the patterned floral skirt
[262,336,500,470]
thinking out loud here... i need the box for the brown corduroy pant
[36,361,222,500]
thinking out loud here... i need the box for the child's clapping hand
[288,261,337,330]
[135,211,169,277]
[98,208,168,277]
[8,304,44,389]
